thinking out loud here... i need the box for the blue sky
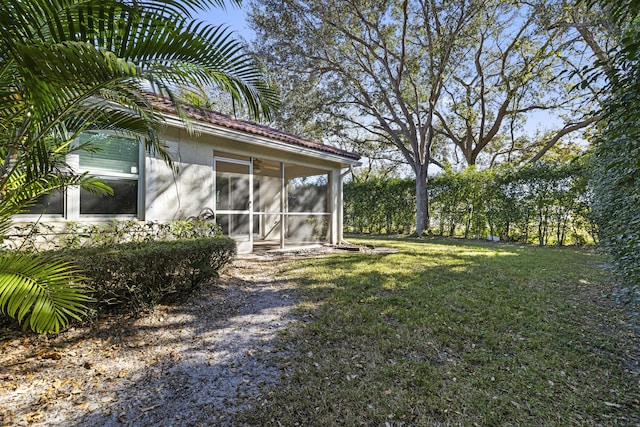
[195,4,252,39]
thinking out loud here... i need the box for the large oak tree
[248,0,600,235]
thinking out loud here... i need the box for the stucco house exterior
[20,99,360,253]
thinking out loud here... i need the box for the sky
[195,3,252,40]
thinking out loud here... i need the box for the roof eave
[162,114,362,167]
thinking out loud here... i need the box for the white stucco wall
[145,134,215,221]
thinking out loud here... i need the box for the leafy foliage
[344,178,415,234]
[56,238,236,314]
[588,0,640,302]
[248,0,601,233]
[0,0,274,332]
[0,253,93,333]
[1,217,231,322]
[344,161,595,246]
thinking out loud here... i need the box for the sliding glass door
[214,157,253,253]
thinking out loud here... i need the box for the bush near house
[56,237,236,315]
[1,219,236,331]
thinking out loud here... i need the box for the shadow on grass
[236,240,638,426]
[2,241,635,426]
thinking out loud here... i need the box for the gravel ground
[0,254,300,427]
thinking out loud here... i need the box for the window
[18,132,142,220]
[23,190,65,216]
[77,133,140,217]
[80,178,138,215]
[77,133,139,175]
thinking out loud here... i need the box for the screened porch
[214,151,341,253]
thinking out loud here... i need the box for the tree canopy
[248,0,603,234]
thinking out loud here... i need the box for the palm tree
[0,0,277,332]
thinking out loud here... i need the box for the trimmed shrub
[344,161,595,245]
[344,177,415,234]
[56,237,236,314]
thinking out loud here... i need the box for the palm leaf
[0,253,93,333]
[1,0,277,122]
[0,0,274,334]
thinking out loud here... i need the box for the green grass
[238,237,639,426]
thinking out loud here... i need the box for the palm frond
[1,0,277,121]
[0,253,93,333]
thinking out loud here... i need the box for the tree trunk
[415,169,429,236]
[464,206,472,239]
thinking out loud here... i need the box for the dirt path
[0,254,299,426]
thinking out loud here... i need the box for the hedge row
[343,177,415,234]
[56,237,236,314]
[344,160,595,246]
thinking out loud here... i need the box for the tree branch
[528,114,602,163]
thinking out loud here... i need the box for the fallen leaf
[75,402,89,410]
[42,353,61,361]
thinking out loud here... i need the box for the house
[20,98,361,254]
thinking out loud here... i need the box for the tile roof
[149,96,361,161]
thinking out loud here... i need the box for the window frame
[14,132,145,221]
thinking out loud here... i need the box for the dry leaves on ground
[0,254,300,427]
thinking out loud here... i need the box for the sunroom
[153,103,361,253]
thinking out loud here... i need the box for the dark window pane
[80,179,138,215]
[24,190,64,215]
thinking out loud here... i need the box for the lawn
[238,237,639,426]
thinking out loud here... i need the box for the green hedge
[56,237,236,314]
[591,15,640,302]
[344,160,596,246]
[344,177,415,234]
